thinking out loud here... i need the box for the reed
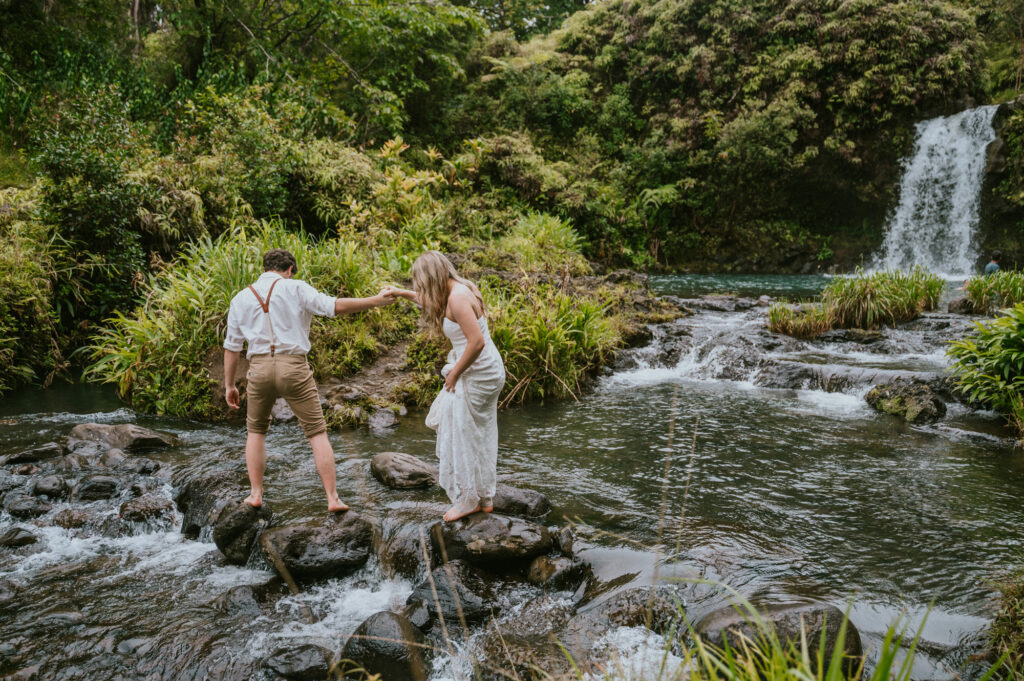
[767,302,833,339]
[821,268,943,330]
[965,270,1024,314]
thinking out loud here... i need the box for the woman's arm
[383,285,421,306]
[444,292,486,392]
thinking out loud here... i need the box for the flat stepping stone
[431,512,552,566]
[371,452,438,489]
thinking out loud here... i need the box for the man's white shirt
[224,271,336,358]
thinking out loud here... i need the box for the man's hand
[225,385,240,409]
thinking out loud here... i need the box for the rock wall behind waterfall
[979,95,1024,271]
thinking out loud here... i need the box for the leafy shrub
[767,303,834,339]
[498,212,588,273]
[965,270,1024,314]
[948,303,1024,441]
[822,268,944,330]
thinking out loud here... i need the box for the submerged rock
[119,494,176,526]
[211,501,273,565]
[947,296,976,315]
[0,527,37,548]
[0,578,17,607]
[4,442,66,464]
[5,495,51,519]
[431,513,553,566]
[492,484,551,518]
[69,423,179,451]
[341,611,431,681]
[73,475,120,501]
[259,512,372,581]
[476,595,577,681]
[53,508,91,529]
[527,555,588,590]
[865,379,946,424]
[407,559,498,624]
[263,644,332,681]
[370,452,438,489]
[697,600,862,664]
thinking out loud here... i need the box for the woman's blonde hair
[411,251,485,336]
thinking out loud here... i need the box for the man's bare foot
[327,495,349,513]
[443,504,481,522]
[243,492,262,508]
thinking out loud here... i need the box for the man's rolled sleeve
[299,281,337,318]
[223,303,245,351]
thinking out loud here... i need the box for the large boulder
[340,611,432,681]
[3,442,66,465]
[211,501,273,565]
[491,484,551,519]
[406,559,499,624]
[69,423,179,452]
[259,513,372,582]
[865,379,946,424]
[263,644,332,681]
[696,600,862,664]
[174,470,244,539]
[73,475,120,501]
[370,452,438,489]
[430,513,552,567]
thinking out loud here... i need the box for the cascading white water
[872,105,998,278]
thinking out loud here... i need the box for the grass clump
[948,303,1024,442]
[992,568,1024,676]
[965,271,1024,315]
[768,268,944,338]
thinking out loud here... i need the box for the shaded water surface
[0,276,1020,679]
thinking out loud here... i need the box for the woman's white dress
[425,312,506,511]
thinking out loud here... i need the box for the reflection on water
[651,273,829,299]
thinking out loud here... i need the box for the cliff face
[980,96,1024,271]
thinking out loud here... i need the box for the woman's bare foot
[243,492,262,508]
[327,494,349,513]
[480,496,493,513]
[443,504,481,522]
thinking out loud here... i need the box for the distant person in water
[384,252,506,522]
[985,250,1002,276]
[223,248,396,512]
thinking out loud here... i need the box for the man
[223,248,394,512]
[985,250,1002,276]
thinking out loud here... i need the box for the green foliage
[498,212,588,273]
[966,270,1024,313]
[992,566,1024,675]
[767,303,835,340]
[948,303,1024,440]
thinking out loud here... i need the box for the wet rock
[100,448,127,467]
[817,328,884,344]
[369,408,399,432]
[697,600,862,663]
[341,611,432,681]
[119,494,175,526]
[212,501,273,565]
[6,495,51,518]
[54,508,90,529]
[865,379,946,424]
[553,526,593,558]
[594,585,684,632]
[407,559,498,624]
[378,518,431,579]
[492,484,551,518]
[259,512,372,581]
[32,475,67,499]
[130,457,160,475]
[948,296,977,315]
[37,610,84,626]
[4,441,66,464]
[263,644,332,681]
[0,527,37,547]
[527,556,588,590]
[371,452,438,489]
[476,595,578,681]
[403,599,431,630]
[270,397,296,422]
[54,453,88,472]
[213,585,262,616]
[65,438,106,458]
[431,513,553,566]
[0,578,17,607]
[14,464,39,475]
[73,475,120,501]
[0,471,21,504]
[68,423,179,451]
[174,470,244,539]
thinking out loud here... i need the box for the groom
[223,248,395,512]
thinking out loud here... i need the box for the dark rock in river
[263,644,332,681]
[477,595,577,680]
[174,470,244,538]
[99,448,126,467]
[369,408,399,432]
[341,611,431,681]
[407,559,498,624]
[212,501,273,565]
[6,495,51,519]
[947,296,977,315]
[817,328,884,344]
[0,527,38,547]
[73,475,120,501]
[697,600,862,664]
[259,512,372,581]
[32,475,67,499]
[431,513,553,566]
[120,494,175,526]
[53,508,90,529]
[370,452,438,489]
[377,505,442,578]
[4,441,66,464]
[0,578,17,608]
[129,457,160,475]
[69,423,179,451]
[492,483,551,518]
[527,555,589,590]
[865,379,946,424]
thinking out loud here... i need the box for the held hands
[225,385,240,409]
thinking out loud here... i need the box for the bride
[385,251,506,521]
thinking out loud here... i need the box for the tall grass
[966,271,1024,315]
[768,268,944,338]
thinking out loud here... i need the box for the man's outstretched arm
[334,292,395,315]
[224,349,241,409]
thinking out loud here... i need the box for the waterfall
[871,105,998,278]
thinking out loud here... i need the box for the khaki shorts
[246,354,327,438]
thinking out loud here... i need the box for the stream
[0,275,1020,680]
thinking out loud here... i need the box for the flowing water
[872,105,999,278]
[1,276,1021,680]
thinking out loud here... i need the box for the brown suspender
[248,277,281,355]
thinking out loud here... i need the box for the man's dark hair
[263,249,298,274]
[992,250,1002,262]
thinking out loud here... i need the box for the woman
[385,251,506,522]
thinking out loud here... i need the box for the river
[0,275,1019,680]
